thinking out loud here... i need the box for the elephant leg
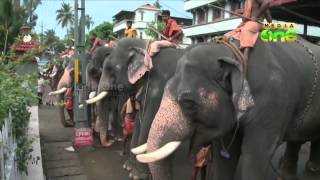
[240,128,281,180]
[132,115,154,180]
[58,94,73,127]
[279,141,302,180]
[208,132,241,180]
[191,167,199,180]
[306,139,320,175]
[124,115,140,172]
[122,134,128,156]
[201,166,206,180]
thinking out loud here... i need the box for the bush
[0,50,38,174]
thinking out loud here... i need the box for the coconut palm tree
[56,3,74,40]
[85,15,94,31]
[43,29,58,46]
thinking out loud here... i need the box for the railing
[0,113,20,180]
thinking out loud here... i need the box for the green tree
[153,0,161,9]
[85,15,94,31]
[43,29,58,46]
[86,21,115,48]
[56,3,74,40]
[145,21,165,40]
[0,0,28,55]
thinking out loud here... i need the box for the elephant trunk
[136,89,192,180]
[57,94,67,126]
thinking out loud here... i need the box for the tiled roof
[13,40,41,52]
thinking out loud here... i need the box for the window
[212,9,222,21]
[231,1,244,16]
[139,11,144,21]
[197,9,205,24]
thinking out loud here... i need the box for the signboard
[74,128,93,146]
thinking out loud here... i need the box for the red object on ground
[74,128,94,146]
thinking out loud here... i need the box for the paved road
[39,105,319,180]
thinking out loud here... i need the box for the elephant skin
[140,38,320,180]
[96,38,185,179]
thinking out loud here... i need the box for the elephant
[49,58,75,127]
[86,38,185,179]
[136,37,320,180]
[84,47,113,142]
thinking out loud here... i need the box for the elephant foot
[129,172,133,179]
[279,157,298,180]
[63,120,74,127]
[131,167,150,180]
[305,161,320,175]
[99,132,115,147]
[123,160,133,171]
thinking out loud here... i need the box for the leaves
[144,21,165,40]
[56,3,74,29]
[0,49,38,174]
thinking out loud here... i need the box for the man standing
[125,20,137,38]
[161,10,183,43]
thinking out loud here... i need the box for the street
[39,105,320,180]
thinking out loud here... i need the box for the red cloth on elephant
[224,21,263,49]
[193,145,212,168]
[64,87,73,110]
[123,115,135,136]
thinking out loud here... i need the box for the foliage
[56,2,74,40]
[0,48,38,174]
[153,0,162,9]
[0,0,42,54]
[43,29,59,46]
[56,3,74,29]
[86,21,115,48]
[145,21,165,40]
[85,15,94,30]
[0,0,27,54]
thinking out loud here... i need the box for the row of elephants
[47,37,320,180]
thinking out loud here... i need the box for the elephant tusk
[86,91,108,104]
[48,87,67,96]
[131,143,147,155]
[89,91,97,99]
[79,104,83,109]
[49,71,57,78]
[136,141,181,163]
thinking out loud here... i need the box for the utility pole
[73,0,91,147]
[40,22,44,45]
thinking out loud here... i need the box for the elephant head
[136,44,246,179]
[86,47,113,96]
[49,59,75,127]
[85,39,147,147]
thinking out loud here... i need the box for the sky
[34,0,192,38]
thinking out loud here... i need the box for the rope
[212,36,246,69]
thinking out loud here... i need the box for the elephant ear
[127,47,153,84]
[218,56,254,118]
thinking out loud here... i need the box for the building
[112,4,192,43]
[183,0,320,44]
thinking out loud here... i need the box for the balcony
[113,19,149,33]
[184,0,218,11]
[183,17,241,37]
[183,17,320,38]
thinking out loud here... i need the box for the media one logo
[261,23,298,43]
